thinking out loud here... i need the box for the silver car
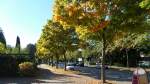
[96,63,109,69]
[66,63,77,70]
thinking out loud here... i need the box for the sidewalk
[40,64,116,84]
[87,65,150,72]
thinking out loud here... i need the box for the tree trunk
[56,54,59,69]
[64,53,67,71]
[101,31,106,83]
[56,55,59,69]
[48,58,50,65]
[126,49,129,67]
[51,56,54,67]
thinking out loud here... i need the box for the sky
[0,0,54,48]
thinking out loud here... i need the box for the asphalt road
[57,63,149,84]
[77,66,132,84]
[0,64,100,84]
[76,66,150,84]
[1,64,149,84]
[43,64,134,84]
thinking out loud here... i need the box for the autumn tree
[37,20,78,70]
[52,0,150,83]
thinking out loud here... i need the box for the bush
[19,62,36,76]
[0,56,18,76]
[89,62,96,65]
[113,63,124,67]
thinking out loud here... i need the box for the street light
[78,48,83,61]
[78,48,84,67]
[140,52,144,58]
[101,2,112,83]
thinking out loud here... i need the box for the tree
[52,0,150,83]
[106,33,147,67]
[26,44,36,54]
[6,45,12,54]
[37,20,79,70]
[0,42,6,53]
[24,44,36,59]
[140,0,150,9]
[0,27,6,47]
[15,36,21,53]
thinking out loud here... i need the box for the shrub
[19,62,36,76]
[0,56,18,76]
[89,62,96,65]
[113,63,124,67]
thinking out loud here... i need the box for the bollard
[132,68,148,84]
[132,74,139,84]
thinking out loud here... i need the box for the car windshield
[67,63,75,66]
[138,61,150,67]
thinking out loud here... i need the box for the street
[77,66,132,84]
[0,64,100,84]
[57,63,150,84]
[1,64,150,84]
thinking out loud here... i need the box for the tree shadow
[0,68,76,84]
[76,66,133,82]
[76,66,150,83]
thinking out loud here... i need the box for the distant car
[66,63,77,70]
[76,63,84,67]
[96,63,108,69]
[138,61,150,68]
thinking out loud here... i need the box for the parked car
[138,61,150,68]
[76,63,84,67]
[96,63,109,69]
[66,63,77,70]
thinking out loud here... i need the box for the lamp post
[78,48,84,66]
[101,1,111,83]
[140,52,144,58]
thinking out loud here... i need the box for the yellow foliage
[66,5,78,17]
[75,26,90,39]
[90,21,110,32]
[53,15,63,21]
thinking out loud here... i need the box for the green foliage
[89,62,96,65]
[6,45,12,54]
[36,0,150,71]
[140,0,150,9]
[0,55,34,76]
[113,63,124,67]
[21,44,36,59]
[37,20,79,59]
[53,0,150,56]
[136,33,150,54]
[0,28,6,47]
[19,62,36,76]
[26,44,36,55]
[0,55,18,76]
[11,47,20,54]
[0,42,6,53]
